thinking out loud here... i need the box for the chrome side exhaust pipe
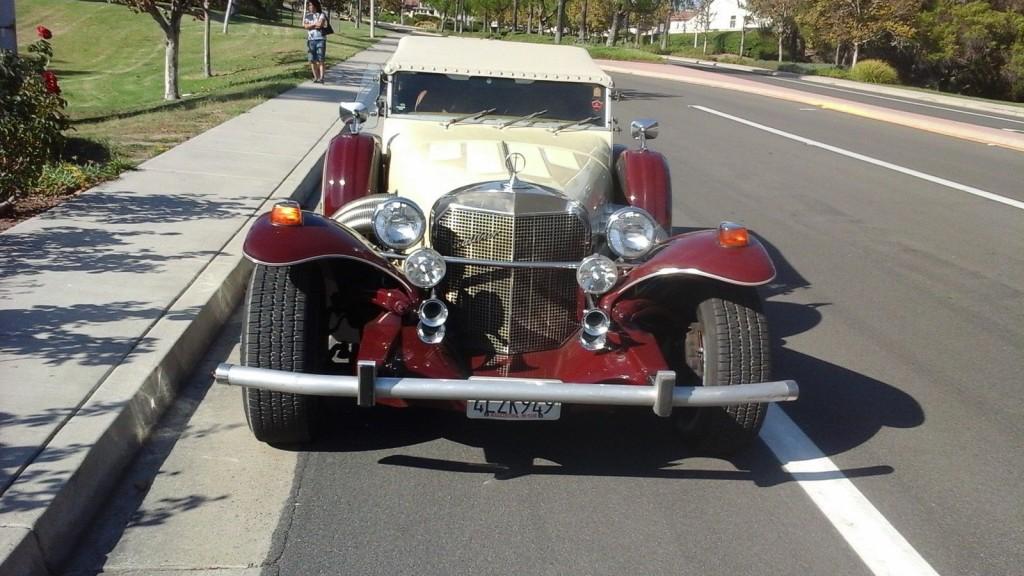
[417,298,448,344]
[580,308,610,351]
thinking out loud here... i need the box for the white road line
[769,77,1024,126]
[1004,128,1024,134]
[761,405,941,576]
[690,105,1024,211]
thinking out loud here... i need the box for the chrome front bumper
[214,362,799,417]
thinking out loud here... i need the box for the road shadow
[375,408,894,485]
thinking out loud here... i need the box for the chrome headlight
[403,248,446,288]
[373,198,425,250]
[607,207,657,259]
[577,254,619,295]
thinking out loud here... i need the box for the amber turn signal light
[718,221,749,248]
[271,201,303,226]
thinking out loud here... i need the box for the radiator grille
[434,206,589,354]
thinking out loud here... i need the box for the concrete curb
[0,115,342,576]
[664,55,774,76]
[599,60,1024,153]
[793,74,1024,120]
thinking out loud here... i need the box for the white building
[669,0,754,34]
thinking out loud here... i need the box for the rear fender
[322,132,381,218]
[600,229,776,307]
[615,148,672,232]
[243,211,413,293]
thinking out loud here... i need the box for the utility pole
[370,0,375,38]
[0,0,16,54]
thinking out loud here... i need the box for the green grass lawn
[17,0,376,164]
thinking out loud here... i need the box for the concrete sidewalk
[0,36,399,575]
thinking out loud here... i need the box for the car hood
[382,119,613,216]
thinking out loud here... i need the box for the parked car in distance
[214,36,799,455]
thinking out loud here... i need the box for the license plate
[466,400,561,421]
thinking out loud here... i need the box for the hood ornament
[504,152,526,190]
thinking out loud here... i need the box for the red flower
[36,26,52,40]
[41,70,60,95]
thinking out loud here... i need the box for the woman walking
[303,0,327,83]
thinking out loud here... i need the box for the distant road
[711,69,1024,131]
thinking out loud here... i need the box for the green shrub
[814,67,851,79]
[850,59,899,84]
[0,31,69,213]
[33,157,134,197]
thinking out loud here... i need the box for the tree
[555,0,567,42]
[918,0,1024,99]
[694,0,714,54]
[114,1,206,100]
[747,0,802,62]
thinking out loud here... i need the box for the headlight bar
[380,252,635,271]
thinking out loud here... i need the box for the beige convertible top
[382,36,614,88]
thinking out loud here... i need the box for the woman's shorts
[307,39,326,62]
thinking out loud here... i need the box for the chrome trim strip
[612,265,778,292]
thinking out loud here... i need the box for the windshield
[390,72,607,127]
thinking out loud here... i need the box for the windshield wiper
[444,108,497,128]
[550,115,601,134]
[499,109,549,129]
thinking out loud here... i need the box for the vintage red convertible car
[214,37,798,454]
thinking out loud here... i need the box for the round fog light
[577,254,619,295]
[403,248,446,288]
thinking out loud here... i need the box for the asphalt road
[726,68,1024,131]
[65,73,1024,576]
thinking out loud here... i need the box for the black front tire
[241,264,326,445]
[675,286,771,455]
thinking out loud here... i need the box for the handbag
[321,15,334,36]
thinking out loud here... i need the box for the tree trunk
[528,3,533,34]
[579,0,588,42]
[554,0,565,43]
[355,0,362,27]
[851,42,860,68]
[512,0,518,32]
[693,28,698,47]
[203,2,211,77]
[660,11,669,51]
[834,42,841,66]
[739,23,745,57]
[607,10,621,46]
[702,28,708,55]
[164,12,182,100]
[777,28,783,63]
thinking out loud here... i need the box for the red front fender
[600,229,776,306]
[616,148,672,232]
[243,211,413,292]
[322,132,381,218]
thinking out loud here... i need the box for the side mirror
[340,101,368,133]
[630,118,659,150]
